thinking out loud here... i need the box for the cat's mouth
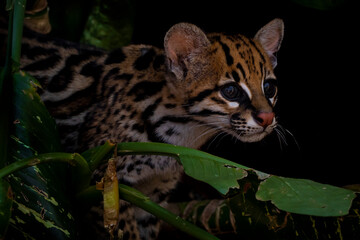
[236,130,272,142]
[229,124,276,143]
[227,111,276,142]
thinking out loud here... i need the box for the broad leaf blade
[117,142,249,195]
[256,176,356,216]
[6,71,75,239]
[180,154,247,195]
[117,142,357,217]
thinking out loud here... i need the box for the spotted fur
[5,19,284,239]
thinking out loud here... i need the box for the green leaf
[6,71,76,239]
[179,154,248,195]
[117,142,250,195]
[117,142,357,217]
[12,71,61,153]
[178,178,360,239]
[256,176,356,216]
[0,152,91,196]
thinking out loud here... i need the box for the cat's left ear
[164,23,210,80]
[254,18,284,68]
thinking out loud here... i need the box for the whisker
[274,128,285,151]
[190,127,221,146]
[275,124,300,151]
[208,131,230,150]
[187,121,227,131]
[275,127,288,145]
[206,131,223,150]
[284,128,300,150]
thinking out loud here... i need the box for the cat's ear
[164,23,210,80]
[254,18,284,68]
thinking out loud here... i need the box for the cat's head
[164,19,284,142]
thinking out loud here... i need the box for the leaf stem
[120,184,219,240]
[0,152,89,179]
[77,184,219,240]
[117,142,249,169]
[117,142,181,160]
[11,0,26,66]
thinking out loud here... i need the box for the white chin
[237,132,269,143]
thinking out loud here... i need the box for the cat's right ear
[254,18,284,68]
[164,23,210,80]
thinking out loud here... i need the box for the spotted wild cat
[5,18,285,239]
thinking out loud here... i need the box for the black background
[131,0,359,186]
[45,0,359,186]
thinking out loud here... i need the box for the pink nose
[253,112,275,128]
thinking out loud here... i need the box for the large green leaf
[117,142,250,195]
[179,154,248,195]
[170,172,359,239]
[5,71,76,239]
[116,142,357,217]
[256,176,356,216]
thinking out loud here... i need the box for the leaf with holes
[256,176,356,216]
[4,71,76,239]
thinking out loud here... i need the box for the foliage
[1,0,359,239]
[0,2,76,235]
[81,0,134,50]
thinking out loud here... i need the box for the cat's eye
[220,83,242,101]
[263,79,277,99]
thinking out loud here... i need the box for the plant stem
[117,142,249,168]
[77,184,219,240]
[11,0,26,65]
[119,184,220,240]
[82,140,116,172]
[0,152,86,179]
[117,142,181,160]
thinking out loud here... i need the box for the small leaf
[256,176,356,216]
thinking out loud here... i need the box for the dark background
[49,0,358,186]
